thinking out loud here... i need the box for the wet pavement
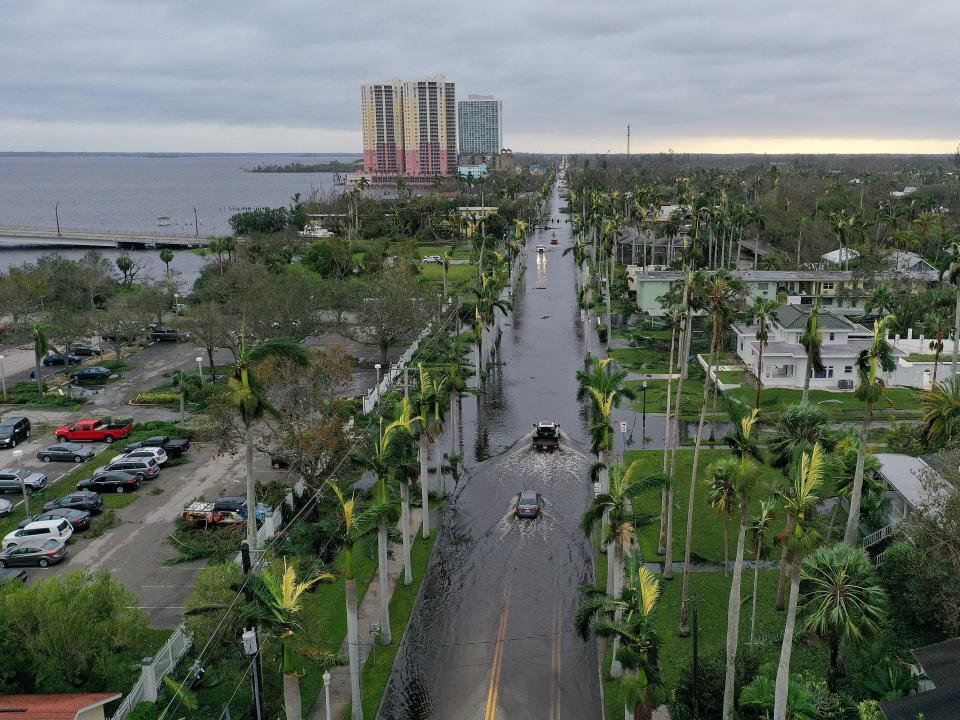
[380,181,603,719]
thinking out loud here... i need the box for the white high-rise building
[457,94,502,156]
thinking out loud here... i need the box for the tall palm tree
[768,403,837,472]
[326,481,388,720]
[31,324,49,401]
[844,316,896,546]
[773,444,826,720]
[706,458,737,573]
[748,298,778,408]
[469,275,511,377]
[863,286,894,318]
[576,552,665,720]
[679,269,746,635]
[748,501,776,646]
[800,543,888,693]
[720,409,762,719]
[159,248,174,285]
[940,240,960,376]
[919,374,960,446]
[924,308,952,384]
[658,303,685,556]
[440,251,453,299]
[416,364,443,541]
[249,561,335,720]
[170,370,192,423]
[799,299,824,404]
[229,333,309,551]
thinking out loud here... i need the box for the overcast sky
[2,0,958,153]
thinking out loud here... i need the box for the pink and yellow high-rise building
[361,75,457,183]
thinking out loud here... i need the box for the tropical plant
[31,323,49,400]
[749,500,776,646]
[228,333,309,550]
[658,303,685,558]
[416,364,443,541]
[801,543,888,692]
[862,659,919,702]
[799,299,824,404]
[919,374,960,446]
[706,458,738,573]
[924,308,952,384]
[844,315,896,546]
[170,370,192,422]
[773,444,826,720]
[768,403,837,472]
[749,297,779,408]
[741,665,818,720]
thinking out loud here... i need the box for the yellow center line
[484,590,512,720]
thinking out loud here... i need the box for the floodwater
[380,180,603,718]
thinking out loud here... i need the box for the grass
[625,378,706,417]
[357,529,438,718]
[726,385,922,415]
[609,347,672,374]
[1,381,86,409]
[418,263,476,293]
[717,370,751,385]
[623,449,786,564]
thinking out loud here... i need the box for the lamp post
[375,363,382,385]
[12,449,27,517]
[241,542,266,720]
[323,670,332,720]
[641,381,648,448]
[0,354,6,402]
[196,356,204,385]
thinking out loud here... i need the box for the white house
[822,247,860,267]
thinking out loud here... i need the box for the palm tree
[924,308,952,384]
[352,397,418,644]
[864,286,894,318]
[748,501,776,646]
[658,303,685,556]
[940,240,960,376]
[706,458,737,574]
[440,251,454,299]
[720,408,762,719]
[749,297,779,408]
[249,561,336,720]
[919,374,960,446]
[159,248,174,285]
[799,299,824,404]
[576,551,665,720]
[171,370,191,423]
[31,324,49,401]
[416,364,443,541]
[768,403,837,472]
[747,207,766,270]
[228,332,309,551]
[469,275,511,377]
[679,269,746,636]
[844,316,896,546]
[327,481,388,720]
[800,543,888,693]
[773,444,826,720]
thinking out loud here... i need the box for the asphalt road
[380,180,603,719]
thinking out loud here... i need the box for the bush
[883,421,928,455]
[597,323,609,343]
[125,702,159,720]
[673,647,761,719]
[132,391,180,405]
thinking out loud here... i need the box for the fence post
[141,658,158,702]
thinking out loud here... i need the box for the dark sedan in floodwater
[515,490,544,519]
[37,442,97,464]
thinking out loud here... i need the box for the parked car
[422,255,443,264]
[70,343,102,357]
[3,518,73,548]
[77,471,141,494]
[56,417,132,443]
[37,442,96,464]
[0,416,31,448]
[0,468,48,494]
[0,568,28,584]
[0,498,12,517]
[148,326,186,342]
[42,490,104,514]
[93,455,159,478]
[43,353,82,367]
[514,490,544,519]
[0,538,69,568]
[18,508,91,532]
[122,446,168,465]
[70,366,114,383]
[126,435,190,458]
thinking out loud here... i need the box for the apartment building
[457,94,503,156]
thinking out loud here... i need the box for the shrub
[597,323,609,343]
[125,702,159,720]
[673,647,761,719]
[132,392,180,405]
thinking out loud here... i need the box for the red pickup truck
[55,418,133,444]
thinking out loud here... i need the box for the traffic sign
[593,482,601,497]
[619,421,628,433]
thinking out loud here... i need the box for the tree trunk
[244,422,258,552]
[828,637,843,693]
[346,579,363,720]
[610,538,625,678]
[722,502,749,719]
[801,351,813,404]
[952,286,960,378]
[933,346,941,384]
[420,433,431,539]
[679,327,718,635]
[844,397,873,545]
[33,352,43,401]
[207,347,216,380]
[283,673,302,720]
[400,481,412,585]
[775,514,796,610]
[179,388,185,423]
[658,322,678,555]
[755,338,765,409]
[377,518,392,644]
[749,547,761,645]
[773,557,802,720]
[722,517,729,574]
[665,304,692,581]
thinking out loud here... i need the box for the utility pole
[240,542,266,720]
[193,206,199,237]
[55,202,61,237]
[626,124,630,163]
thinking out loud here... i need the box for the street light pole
[375,363,382,386]
[642,381,648,449]
[13,449,27,517]
[196,356,204,385]
[240,542,266,720]
[323,670,332,720]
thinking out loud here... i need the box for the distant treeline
[248,160,363,173]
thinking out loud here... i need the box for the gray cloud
[1,0,958,151]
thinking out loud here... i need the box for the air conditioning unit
[838,379,854,390]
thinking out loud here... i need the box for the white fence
[109,624,193,720]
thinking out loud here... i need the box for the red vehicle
[55,418,133,444]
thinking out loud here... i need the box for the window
[829,333,835,341]
[814,368,827,379]
[822,282,835,290]
[844,366,853,374]
[757,282,768,290]
[828,366,835,378]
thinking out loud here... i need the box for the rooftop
[772,304,866,331]
[881,638,960,720]
[875,453,945,509]
[0,693,121,720]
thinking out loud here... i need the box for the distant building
[529,164,547,175]
[890,186,919,198]
[457,94,502,156]
[361,75,457,183]
[457,164,488,179]
[457,206,498,237]
[822,248,860,267]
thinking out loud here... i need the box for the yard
[725,385,922,415]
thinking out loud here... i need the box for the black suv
[126,435,191,458]
[70,366,114,383]
[0,416,31,449]
[42,491,104,514]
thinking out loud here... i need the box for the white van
[3,518,73,548]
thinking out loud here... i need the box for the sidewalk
[306,505,426,720]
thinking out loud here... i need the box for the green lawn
[717,370,750,385]
[610,347,672,374]
[357,529,438,718]
[726,385,921,415]
[625,378,706,417]
[623,449,787,564]
[418,263,476,293]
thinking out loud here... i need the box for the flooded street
[380,182,603,719]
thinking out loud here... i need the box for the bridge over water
[0,226,215,249]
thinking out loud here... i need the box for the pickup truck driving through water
[532,421,561,452]
[55,418,133,444]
